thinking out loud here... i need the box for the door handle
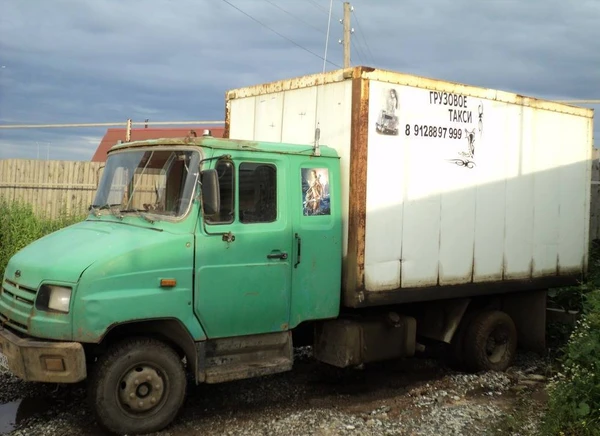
[294,233,302,268]
[267,252,288,260]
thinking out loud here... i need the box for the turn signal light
[160,279,177,288]
[43,357,65,372]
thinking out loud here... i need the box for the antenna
[322,0,334,73]
[314,124,321,156]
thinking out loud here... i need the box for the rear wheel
[463,310,517,372]
[89,337,187,435]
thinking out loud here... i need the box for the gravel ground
[0,348,550,436]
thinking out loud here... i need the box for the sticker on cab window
[301,168,330,216]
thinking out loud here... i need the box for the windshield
[92,149,200,219]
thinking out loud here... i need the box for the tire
[89,337,187,435]
[463,310,517,372]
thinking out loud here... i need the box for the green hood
[5,219,179,288]
[2,216,202,342]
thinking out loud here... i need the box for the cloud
[0,130,103,160]
[0,0,598,161]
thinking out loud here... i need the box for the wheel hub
[119,366,165,412]
[486,327,509,363]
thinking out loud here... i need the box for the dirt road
[0,348,549,436]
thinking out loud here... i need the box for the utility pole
[343,2,351,68]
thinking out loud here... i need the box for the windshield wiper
[89,204,121,217]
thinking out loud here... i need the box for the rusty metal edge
[224,66,362,140]
[343,74,370,307]
[225,66,593,118]
[224,91,231,139]
[362,69,594,119]
[583,117,594,277]
[357,275,581,308]
[225,67,363,101]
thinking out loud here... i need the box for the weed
[0,199,85,277]
[541,291,600,436]
[547,242,600,313]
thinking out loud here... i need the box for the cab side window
[205,159,234,224]
[239,162,277,223]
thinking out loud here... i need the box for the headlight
[36,285,72,313]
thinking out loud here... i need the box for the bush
[548,243,600,313]
[0,199,85,277]
[542,290,600,436]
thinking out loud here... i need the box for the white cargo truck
[225,66,594,371]
[0,66,593,435]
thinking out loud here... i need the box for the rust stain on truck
[344,76,370,306]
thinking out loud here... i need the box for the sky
[0,0,598,161]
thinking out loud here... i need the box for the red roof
[91,127,225,162]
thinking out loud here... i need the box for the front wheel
[89,337,187,435]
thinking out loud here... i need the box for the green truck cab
[0,135,343,434]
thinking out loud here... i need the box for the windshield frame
[92,146,203,223]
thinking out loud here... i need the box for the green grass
[0,199,85,277]
[541,290,600,435]
[546,243,600,353]
[548,243,600,313]
[541,244,600,436]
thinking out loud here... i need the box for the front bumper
[0,326,86,383]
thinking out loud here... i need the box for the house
[91,127,225,162]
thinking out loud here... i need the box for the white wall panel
[254,94,284,143]
[558,116,590,273]
[472,101,511,281]
[364,82,405,289]
[281,87,318,146]
[229,98,256,140]
[532,111,561,277]
[503,107,535,279]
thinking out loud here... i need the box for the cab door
[195,155,292,339]
[289,158,342,328]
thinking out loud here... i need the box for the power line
[220,0,341,68]
[306,0,329,14]
[351,8,376,65]
[262,0,325,34]
[351,34,367,65]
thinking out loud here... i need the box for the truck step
[204,357,292,384]
[201,331,293,383]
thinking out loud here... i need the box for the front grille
[2,279,37,302]
[0,279,37,333]
[0,312,27,331]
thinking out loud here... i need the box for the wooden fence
[0,159,103,218]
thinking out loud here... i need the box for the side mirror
[201,169,220,216]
